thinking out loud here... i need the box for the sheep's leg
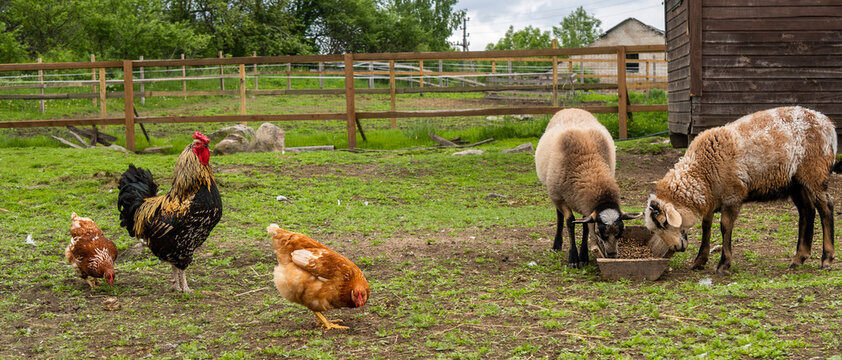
[715,206,740,275]
[814,192,835,269]
[578,222,589,267]
[562,207,580,268]
[552,208,565,251]
[790,186,815,267]
[691,214,714,270]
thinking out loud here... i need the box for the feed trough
[591,226,674,281]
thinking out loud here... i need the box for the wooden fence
[0,45,667,151]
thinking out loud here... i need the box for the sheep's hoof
[568,262,581,269]
[820,261,833,270]
[714,266,731,276]
[690,259,708,270]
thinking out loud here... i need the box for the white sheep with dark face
[645,106,837,274]
[535,108,639,267]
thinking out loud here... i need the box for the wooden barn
[572,18,667,84]
[665,0,842,147]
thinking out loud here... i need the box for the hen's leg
[179,269,192,293]
[314,312,348,330]
[85,277,97,289]
[170,265,182,292]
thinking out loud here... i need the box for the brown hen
[65,213,117,289]
[268,224,369,330]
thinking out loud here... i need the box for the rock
[209,125,255,142]
[486,193,508,200]
[512,114,534,121]
[250,123,286,153]
[102,297,120,311]
[452,149,483,156]
[501,143,534,153]
[107,144,128,152]
[486,116,500,121]
[213,134,249,155]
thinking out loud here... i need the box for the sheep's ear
[620,212,642,220]
[573,213,596,224]
[664,204,682,228]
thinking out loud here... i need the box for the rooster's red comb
[193,131,210,144]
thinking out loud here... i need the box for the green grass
[0,136,840,359]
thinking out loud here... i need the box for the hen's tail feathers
[118,164,158,237]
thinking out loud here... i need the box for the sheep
[535,108,639,267]
[645,106,837,275]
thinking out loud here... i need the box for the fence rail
[0,45,667,151]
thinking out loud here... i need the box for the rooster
[268,224,370,330]
[66,212,117,289]
[118,132,222,292]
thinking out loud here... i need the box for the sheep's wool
[599,209,619,225]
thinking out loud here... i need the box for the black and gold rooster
[118,132,222,292]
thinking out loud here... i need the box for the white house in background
[570,18,666,85]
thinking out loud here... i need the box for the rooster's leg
[314,312,348,330]
[179,269,192,293]
[85,277,97,289]
[170,265,182,292]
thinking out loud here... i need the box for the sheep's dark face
[644,195,688,252]
[595,210,624,258]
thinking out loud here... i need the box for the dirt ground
[4,145,842,359]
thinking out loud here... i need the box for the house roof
[600,18,664,39]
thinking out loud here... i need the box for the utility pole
[455,17,470,75]
[455,17,470,52]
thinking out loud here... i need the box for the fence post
[552,39,558,107]
[287,63,291,90]
[439,60,444,86]
[219,51,224,91]
[419,60,424,89]
[139,55,145,105]
[344,53,357,149]
[123,60,136,152]
[389,60,396,129]
[319,62,324,89]
[99,68,107,119]
[38,58,44,113]
[368,62,374,88]
[507,61,512,84]
[617,46,629,139]
[239,63,246,116]
[181,54,187,100]
[253,51,258,90]
[91,54,97,107]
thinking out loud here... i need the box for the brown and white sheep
[535,108,639,267]
[645,106,837,274]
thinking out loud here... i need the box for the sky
[446,0,666,51]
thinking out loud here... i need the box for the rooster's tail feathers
[118,164,158,237]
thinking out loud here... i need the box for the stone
[250,123,285,153]
[208,124,255,142]
[501,142,534,153]
[213,133,249,155]
[452,149,483,156]
[512,114,534,121]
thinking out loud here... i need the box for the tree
[291,0,465,54]
[485,25,551,51]
[0,22,28,63]
[552,6,603,48]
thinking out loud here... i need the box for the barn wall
[665,0,691,135]
[691,0,842,133]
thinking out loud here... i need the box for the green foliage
[485,26,551,51]
[0,0,466,61]
[0,21,28,63]
[552,6,603,48]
